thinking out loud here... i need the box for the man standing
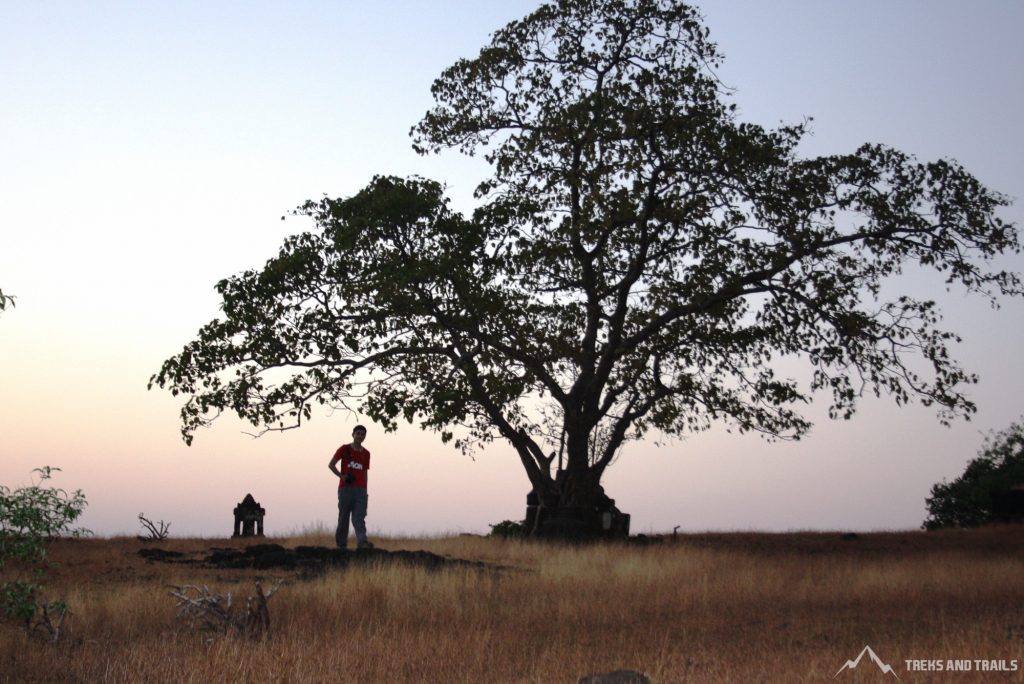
[328,424,374,550]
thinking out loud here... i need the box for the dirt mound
[139,543,491,573]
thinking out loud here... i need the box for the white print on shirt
[347,461,365,470]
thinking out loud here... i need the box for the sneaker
[357,540,375,550]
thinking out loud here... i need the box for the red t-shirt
[331,444,370,489]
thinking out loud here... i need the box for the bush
[923,420,1024,529]
[0,466,88,635]
[488,520,525,538]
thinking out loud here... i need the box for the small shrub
[488,520,525,538]
[0,466,88,636]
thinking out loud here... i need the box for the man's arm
[328,458,342,478]
[328,446,346,478]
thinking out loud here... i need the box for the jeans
[336,487,368,547]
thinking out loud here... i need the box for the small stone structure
[232,493,265,537]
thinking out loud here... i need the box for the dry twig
[137,513,171,541]
[29,599,71,643]
[169,580,282,640]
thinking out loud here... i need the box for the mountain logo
[834,645,900,679]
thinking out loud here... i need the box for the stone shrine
[232,493,265,537]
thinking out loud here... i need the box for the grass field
[2,527,1022,683]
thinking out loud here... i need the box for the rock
[138,548,184,562]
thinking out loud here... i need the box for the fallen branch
[138,513,171,541]
[169,580,282,640]
[26,598,71,643]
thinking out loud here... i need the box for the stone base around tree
[525,490,631,539]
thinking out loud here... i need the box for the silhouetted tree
[0,288,13,312]
[152,0,1021,537]
[924,420,1024,529]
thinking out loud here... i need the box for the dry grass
[2,528,1022,683]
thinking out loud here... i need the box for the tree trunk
[526,448,631,539]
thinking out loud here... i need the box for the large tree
[152,0,1020,536]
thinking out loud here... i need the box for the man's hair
[353,424,367,434]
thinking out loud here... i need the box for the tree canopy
[0,288,13,312]
[152,0,1021,527]
[923,420,1024,529]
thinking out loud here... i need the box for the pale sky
[2,1,1022,537]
